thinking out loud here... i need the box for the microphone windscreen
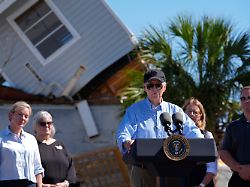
[172,112,183,125]
[160,112,172,126]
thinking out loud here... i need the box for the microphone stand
[159,123,186,187]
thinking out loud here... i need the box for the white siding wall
[0,0,137,97]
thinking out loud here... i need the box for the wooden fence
[73,146,131,187]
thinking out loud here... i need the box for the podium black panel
[123,138,217,177]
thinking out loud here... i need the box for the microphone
[172,112,184,135]
[160,112,172,136]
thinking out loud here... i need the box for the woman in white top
[183,97,217,187]
[0,101,44,187]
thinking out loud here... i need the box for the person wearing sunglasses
[116,69,204,187]
[219,86,250,187]
[183,97,217,187]
[0,101,44,187]
[33,111,79,187]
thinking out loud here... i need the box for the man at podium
[116,69,204,187]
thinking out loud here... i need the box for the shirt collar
[3,126,26,138]
[145,98,163,110]
[239,114,250,123]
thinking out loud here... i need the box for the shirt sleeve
[220,125,232,151]
[61,142,77,184]
[33,138,44,176]
[204,131,218,174]
[206,160,218,174]
[205,131,214,139]
[116,109,137,154]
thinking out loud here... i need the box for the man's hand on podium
[123,140,134,153]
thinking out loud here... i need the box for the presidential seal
[163,134,190,161]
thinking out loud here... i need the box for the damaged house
[0,0,141,156]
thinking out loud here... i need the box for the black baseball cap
[144,69,166,83]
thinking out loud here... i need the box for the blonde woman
[0,101,44,187]
[183,97,217,187]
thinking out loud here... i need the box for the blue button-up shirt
[0,127,44,183]
[116,98,203,154]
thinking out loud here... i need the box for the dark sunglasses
[39,121,53,127]
[240,96,250,101]
[146,83,163,90]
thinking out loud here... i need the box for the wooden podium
[123,138,218,187]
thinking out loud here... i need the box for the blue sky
[106,0,250,37]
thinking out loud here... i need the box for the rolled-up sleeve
[116,109,137,154]
[205,131,218,174]
[34,142,44,176]
[206,161,218,174]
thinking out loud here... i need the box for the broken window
[15,0,73,59]
[8,0,80,64]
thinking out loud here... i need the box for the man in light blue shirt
[116,69,203,187]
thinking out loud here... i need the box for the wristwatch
[199,183,205,187]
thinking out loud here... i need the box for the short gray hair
[33,110,56,137]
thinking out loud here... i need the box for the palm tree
[120,15,250,144]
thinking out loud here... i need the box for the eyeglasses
[146,83,163,90]
[187,110,201,116]
[39,121,53,127]
[240,96,250,101]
